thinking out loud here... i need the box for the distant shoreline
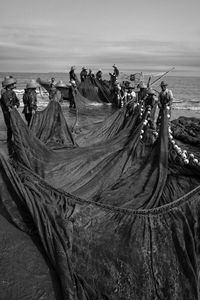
[0,71,200,78]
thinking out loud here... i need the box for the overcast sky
[0,0,200,75]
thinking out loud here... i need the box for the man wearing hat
[69,66,78,83]
[96,69,103,81]
[112,64,119,78]
[22,80,38,126]
[49,77,57,101]
[158,80,173,110]
[1,76,16,96]
[112,82,124,108]
[123,86,136,110]
[53,80,67,102]
[145,88,156,108]
[80,67,88,82]
[88,69,95,84]
[137,81,148,104]
[144,88,157,129]
[68,80,77,108]
[0,77,19,141]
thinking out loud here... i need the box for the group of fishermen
[67,65,173,111]
[69,64,119,83]
[0,67,173,143]
[0,76,39,141]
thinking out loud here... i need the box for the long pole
[150,67,175,86]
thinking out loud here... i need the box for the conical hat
[26,80,38,89]
[3,77,17,87]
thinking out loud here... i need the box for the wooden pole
[150,67,175,86]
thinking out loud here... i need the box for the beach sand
[0,107,199,158]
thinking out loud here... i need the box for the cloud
[0,24,200,74]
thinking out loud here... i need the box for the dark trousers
[24,113,32,126]
[69,97,76,108]
[2,110,12,141]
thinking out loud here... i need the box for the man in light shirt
[158,81,173,109]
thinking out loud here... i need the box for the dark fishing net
[24,92,137,148]
[93,78,113,103]
[170,116,200,164]
[10,102,200,204]
[70,90,115,133]
[30,101,77,149]
[2,95,200,299]
[171,117,200,145]
[9,105,145,200]
[75,105,136,146]
[1,143,200,299]
[78,78,103,103]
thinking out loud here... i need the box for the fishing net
[25,94,133,148]
[75,105,135,146]
[171,116,200,159]
[1,111,200,299]
[30,101,77,149]
[70,89,115,133]
[9,105,143,200]
[93,78,113,103]
[24,92,137,148]
[171,116,200,146]
[1,97,200,299]
[78,78,103,103]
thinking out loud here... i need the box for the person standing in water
[158,81,173,109]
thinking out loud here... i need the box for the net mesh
[1,98,200,299]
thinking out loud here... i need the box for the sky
[0,0,200,76]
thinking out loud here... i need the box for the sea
[0,72,200,111]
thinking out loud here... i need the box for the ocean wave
[173,99,183,103]
[188,99,200,103]
[172,106,200,111]
[15,89,48,95]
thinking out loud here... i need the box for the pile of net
[171,116,200,158]
[1,101,200,299]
